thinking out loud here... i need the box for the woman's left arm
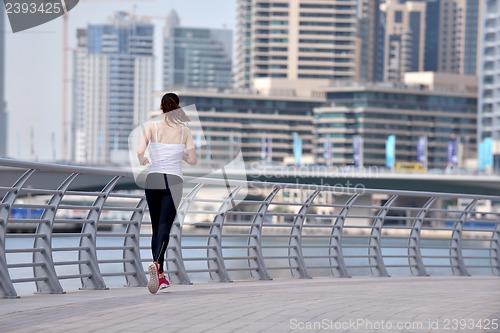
[182,128,198,165]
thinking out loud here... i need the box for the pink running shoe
[159,276,170,290]
[147,262,159,294]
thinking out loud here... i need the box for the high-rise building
[423,0,439,72]
[437,0,481,75]
[72,29,88,163]
[163,10,233,90]
[358,0,370,82]
[359,0,483,82]
[0,5,7,157]
[479,0,500,171]
[358,0,385,82]
[234,0,361,90]
[381,0,427,82]
[361,0,481,82]
[73,12,154,164]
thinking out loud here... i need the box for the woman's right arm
[137,124,151,166]
[183,128,198,165]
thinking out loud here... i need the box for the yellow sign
[395,162,426,173]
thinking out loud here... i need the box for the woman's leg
[145,188,161,263]
[145,173,167,264]
[155,175,183,273]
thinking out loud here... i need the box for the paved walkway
[1,277,499,333]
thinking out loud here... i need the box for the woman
[137,92,197,294]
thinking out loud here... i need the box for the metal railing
[0,158,499,298]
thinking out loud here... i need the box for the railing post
[368,195,398,277]
[247,188,278,280]
[207,186,242,282]
[123,197,148,287]
[79,176,121,290]
[288,189,319,279]
[0,169,35,298]
[408,197,435,276]
[491,219,500,276]
[33,173,78,294]
[450,199,476,276]
[330,194,359,278]
[166,183,203,285]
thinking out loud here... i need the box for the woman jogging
[137,92,197,294]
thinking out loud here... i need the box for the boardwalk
[1,277,499,333]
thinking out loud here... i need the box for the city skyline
[1,0,494,171]
[2,0,236,161]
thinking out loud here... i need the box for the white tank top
[148,122,185,180]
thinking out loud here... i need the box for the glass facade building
[173,90,323,164]
[0,5,6,157]
[423,0,439,72]
[315,84,477,168]
[463,0,480,75]
[163,10,233,90]
[479,0,500,171]
[358,0,385,83]
[73,12,154,164]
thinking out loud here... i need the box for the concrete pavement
[1,276,499,333]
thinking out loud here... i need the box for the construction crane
[61,0,153,161]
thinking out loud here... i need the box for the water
[4,235,493,296]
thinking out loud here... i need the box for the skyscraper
[358,0,385,82]
[73,12,154,164]
[423,0,439,72]
[163,10,233,90]
[479,0,500,171]
[381,0,427,82]
[234,0,361,90]
[462,0,481,75]
[437,0,481,75]
[0,5,7,157]
[362,0,481,82]
[357,0,370,82]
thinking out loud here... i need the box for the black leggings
[144,173,183,273]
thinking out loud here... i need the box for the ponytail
[160,93,190,125]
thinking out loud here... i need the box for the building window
[395,11,403,23]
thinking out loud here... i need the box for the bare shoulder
[144,122,155,130]
[141,122,151,135]
[183,124,192,135]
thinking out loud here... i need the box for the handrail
[1,158,499,298]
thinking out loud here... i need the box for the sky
[3,0,236,161]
